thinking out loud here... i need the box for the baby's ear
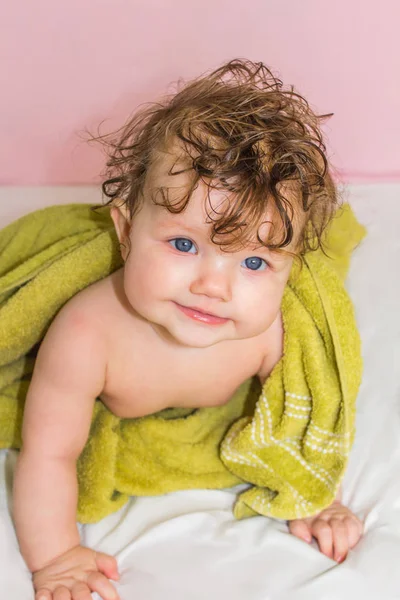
[110,202,131,259]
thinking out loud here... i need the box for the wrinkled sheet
[0,183,399,599]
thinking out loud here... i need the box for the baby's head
[101,59,338,256]
[98,59,339,347]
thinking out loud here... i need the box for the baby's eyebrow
[155,218,207,235]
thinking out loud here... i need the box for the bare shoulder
[49,269,121,339]
[34,272,121,389]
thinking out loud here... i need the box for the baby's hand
[32,544,120,600]
[288,501,363,563]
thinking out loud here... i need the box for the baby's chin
[151,320,265,349]
[160,326,235,348]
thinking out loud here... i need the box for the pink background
[1,0,399,185]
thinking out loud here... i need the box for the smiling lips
[175,303,229,325]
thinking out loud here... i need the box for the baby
[13,59,363,600]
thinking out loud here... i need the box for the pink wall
[1,0,399,185]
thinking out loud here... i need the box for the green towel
[0,202,366,523]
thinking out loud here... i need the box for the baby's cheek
[124,256,184,312]
[239,287,281,328]
[125,254,163,291]
[237,305,277,338]
[122,262,153,309]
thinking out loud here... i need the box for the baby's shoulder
[48,271,119,345]
[33,275,117,390]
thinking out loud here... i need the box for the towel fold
[0,202,366,523]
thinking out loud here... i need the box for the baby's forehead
[149,193,302,255]
[144,147,305,252]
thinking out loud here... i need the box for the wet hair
[94,58,340,256]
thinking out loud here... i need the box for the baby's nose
[189,262,232,302]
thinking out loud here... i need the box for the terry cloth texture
[0,202,366,523]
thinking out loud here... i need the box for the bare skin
[288,492,363,563]
[14,272,284,600]
[13,181,363,600]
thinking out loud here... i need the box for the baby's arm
[13,303,119,599]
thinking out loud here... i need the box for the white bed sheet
[0,183,399,599]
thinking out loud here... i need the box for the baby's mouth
[174,303,229,325]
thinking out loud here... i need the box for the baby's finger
[53,586,71,600]
[72,581,93,600]
[345,516,364,549]
[288,520,312,543]
[330,518,349,563]
[36,589,52,600]
[311,520,333,559]
[87,571,119,600]
[95,551,120,581]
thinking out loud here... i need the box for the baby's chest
[101,346,262,419]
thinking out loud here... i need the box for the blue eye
[170,238,196,253]
[242,256,268,271]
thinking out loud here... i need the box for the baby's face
[112,166,297,348]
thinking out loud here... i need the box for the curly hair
[95,59,339,255]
